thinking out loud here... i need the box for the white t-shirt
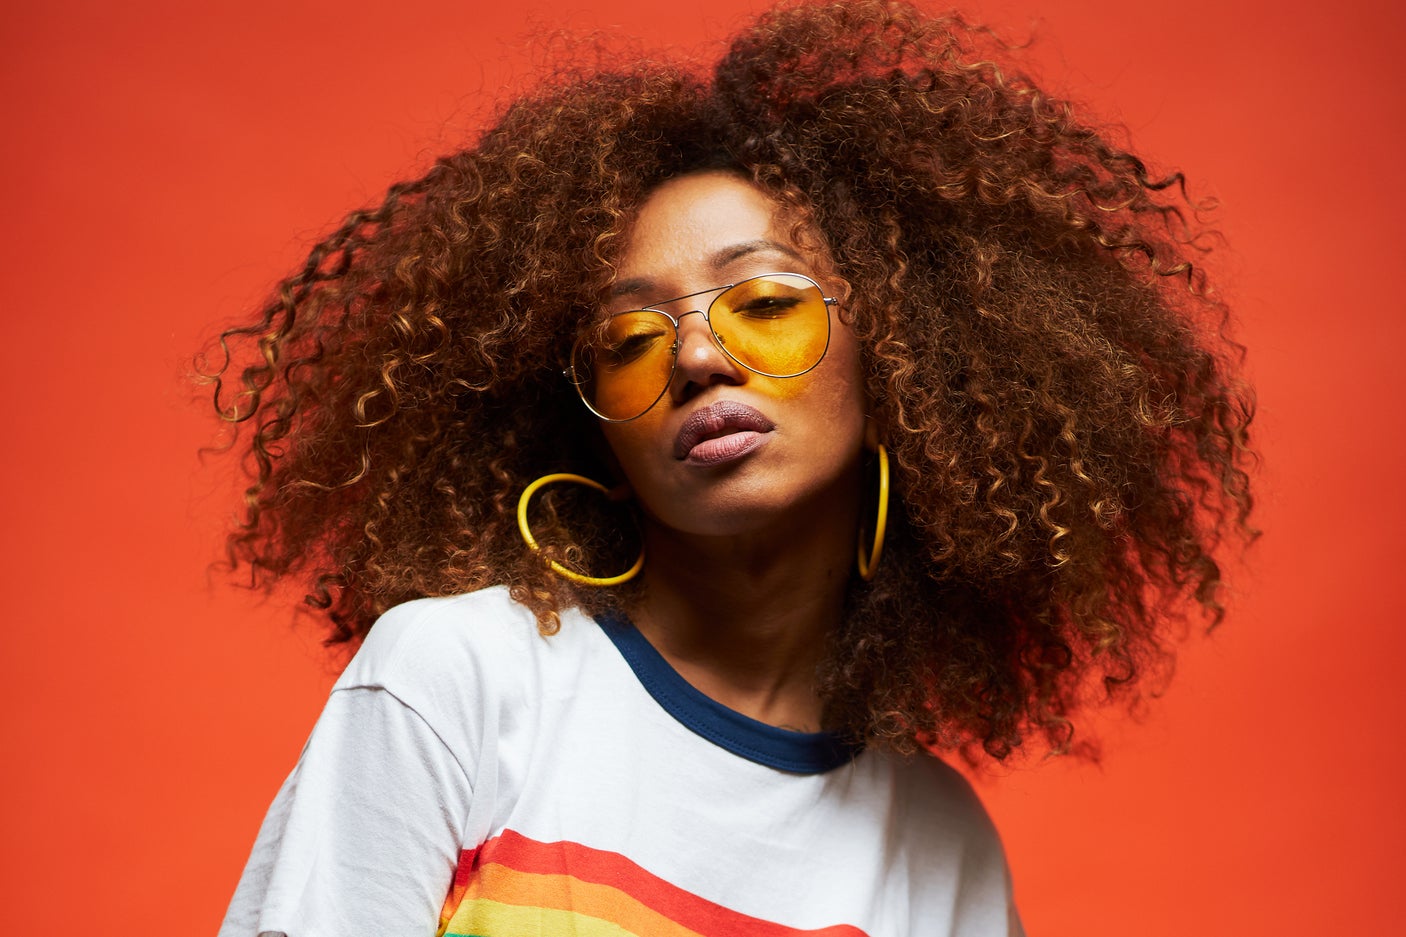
[220,587,1023,936]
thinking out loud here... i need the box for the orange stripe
[437,832,867,937]
[445,865,707,937]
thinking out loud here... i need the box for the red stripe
[464,830,867,937]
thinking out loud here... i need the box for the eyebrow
[609,239,806,299]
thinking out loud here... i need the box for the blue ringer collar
[595,611,863,775]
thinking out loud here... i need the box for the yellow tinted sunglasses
[567,273,836,422]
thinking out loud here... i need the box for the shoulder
[331,587,596,735]
[336,586,538,690]
[877,750,1007,857]
[872,752,1019,925]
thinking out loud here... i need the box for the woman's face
[595,171,869,539]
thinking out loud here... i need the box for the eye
[597,316,672,369]
[733,293,804,318]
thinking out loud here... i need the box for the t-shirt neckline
[594,611,862,775]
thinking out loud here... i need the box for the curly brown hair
[203,0,1255,761]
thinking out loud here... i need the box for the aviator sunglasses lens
[570,273,831,422]
[709,273,830,379]
[572,311,678,421]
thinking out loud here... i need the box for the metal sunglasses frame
[565,272,838,423]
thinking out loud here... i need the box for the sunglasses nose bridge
[673,307,710,327]
[673,306,726,349]
[655,283,726,326]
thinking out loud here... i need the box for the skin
[597,171,871,732]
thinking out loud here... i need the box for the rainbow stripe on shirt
[438,830,868,937]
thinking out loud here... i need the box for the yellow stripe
[442,866,709,937]
[446,897,640,936]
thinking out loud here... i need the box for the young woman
[212,2,1254,934]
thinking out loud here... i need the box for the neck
[627,496,860,732]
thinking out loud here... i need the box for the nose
[669,309,745,402]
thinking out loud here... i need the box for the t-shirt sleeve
[217,685,472,937]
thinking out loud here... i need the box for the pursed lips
[673,400,776,460]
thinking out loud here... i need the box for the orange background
[3,0,1403,933]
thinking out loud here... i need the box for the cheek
[754,375,811,399]
[600,417,665,479]
[599,418,681,524]
[757,324,865,407]
[806,336,867,415]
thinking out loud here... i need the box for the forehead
[614,171,811,288]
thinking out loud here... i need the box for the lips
[673,400,776,462]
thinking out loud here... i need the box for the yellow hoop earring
[518,473,645,587]
[857,443,889,581]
